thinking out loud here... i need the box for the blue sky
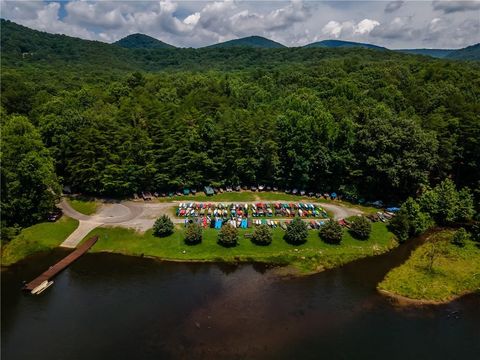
[1,1,479,48]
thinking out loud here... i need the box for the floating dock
[23,235,99,294]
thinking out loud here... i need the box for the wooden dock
[23,236,99,293]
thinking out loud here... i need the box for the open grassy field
[66,197,99,215]
[1,216,79,266]
[378,230,480,303]
[84,222,396,274]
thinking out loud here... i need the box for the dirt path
[58,198,363,247]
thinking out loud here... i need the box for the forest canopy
[1,19,479,228]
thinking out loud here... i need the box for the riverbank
[1,217,79,266]
[378,230,480,304]
[81,222,397,274]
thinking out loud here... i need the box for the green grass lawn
[378,230,480,302]
[1,216,79,266]
[84,222,396,274]
[66,197,99,215]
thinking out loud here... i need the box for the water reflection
[2,246,479,360]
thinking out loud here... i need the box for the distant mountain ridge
[304,39,387,51]
[446,43,480,60]
[396,48,454,58]
[114,33,175,49]
[205,36,286,49]
[2,19,478,62]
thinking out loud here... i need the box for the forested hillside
[1,20,480,229]
[114,33,175,49]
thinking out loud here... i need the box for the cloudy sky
[1,1,479,48]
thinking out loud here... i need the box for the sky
[1,1,479,49]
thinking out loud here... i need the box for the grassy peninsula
[378,230,480,303]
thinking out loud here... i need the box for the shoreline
[378,288,479,306]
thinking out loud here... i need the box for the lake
[2,242,479,360]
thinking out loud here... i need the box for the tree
[251,224,272,246]
[1,115,60,228]
[349,216,371,240]
[471,223,480,244]
[422,241,448,272]
[419,179,475,225]
[451,228,469,248]
[389,212,410,243]
[217,223,238,247]
[184,222,202,245]
[284,217,308,245]
[153,215,174,237]
[389,197,433,242]
[319,220,343,244]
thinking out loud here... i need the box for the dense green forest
[1,20,480,230]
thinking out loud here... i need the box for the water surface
[2,244,479,359]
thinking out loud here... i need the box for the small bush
[153,215,174,237]
[251,225,272,246]
[184,223,202,245]
[284,217,308,245]
[451,228,469,248]
[319,220,343,244]
[218,223,238,247]
[349,216,371,240]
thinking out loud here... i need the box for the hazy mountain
[396,49,454,58]
[114,34,175,49]
[304,39,387,50]
[206,36,286,49]
[446,43,480,60]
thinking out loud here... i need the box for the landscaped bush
[251,224,272,246]
[217,223,238,247]
[451,228,469,248]
[349,216,371,240]
[284,217,308,245]
[319,220,343,244]
[184,223,202,245]
[153,215,174,237]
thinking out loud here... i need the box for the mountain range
[2,19,479,62]
[113,32,479,60]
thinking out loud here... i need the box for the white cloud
[1,0,478,49]
[354,19,380,35]
[322,19,379,39]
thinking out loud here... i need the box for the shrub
[451,228,469,248]
[251,225,272,246]
[153,214,174,237]
[284,217,308,245]
[218,223,238,247]
[184,223,202,245]
[349,216,371,240]
[319,220,343,244]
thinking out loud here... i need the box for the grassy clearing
[84,222,396,274]
[1,216,79,266]
[378,230,480,303]
[66,197,99,215]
